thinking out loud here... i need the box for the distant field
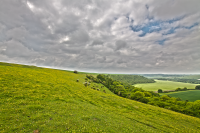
[161,90,200,102]
[134,80,200,91]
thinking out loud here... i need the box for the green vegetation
[88,74,200,118]
[181,75,200,79]
[156,78,200,84]
[141,74,200,84]
[109,74,155,85]
[161,90,200,102]
[134,80,200,91]
[1,62,200,132]
[196,85,200,90]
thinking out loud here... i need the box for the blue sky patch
[157,39,168,45]
[129,15,186,37]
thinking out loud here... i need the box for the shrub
[139,97,149,103]
[158,89,163,93]
[182,87,187,91]
[74,70,78,74]
[160,95,170,101]
[195,85,200,90]
[144,92,152,97]
[131,91,145,100]
[175,88,181,91]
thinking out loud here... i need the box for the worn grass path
[0,62,200,132]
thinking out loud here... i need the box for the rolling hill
[0,62,200,132]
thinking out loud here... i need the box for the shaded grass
[0,62,200,132]
[161,90,200,102]
[134,80,200,91]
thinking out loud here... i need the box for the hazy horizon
[0,0,200,73]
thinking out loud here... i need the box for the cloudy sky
[0,0,200,74]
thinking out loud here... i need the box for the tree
[195,85,200,90]
[175,88,181,91]
[158,89,163,93]
[144,92,152,97]
[131,91,145,100]
[160,95,170,101]
[182,87,187,91]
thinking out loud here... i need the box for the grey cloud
[91,40,104,46]
[0,0,200,73]
[115,40,127,51]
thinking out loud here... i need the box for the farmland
[161,90,200,102]
[1,62,200,132]
[134,80,200,91]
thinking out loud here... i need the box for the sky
[0,0,200,74]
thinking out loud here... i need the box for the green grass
[134,80,200,91]
[1,62,200,132]
[161,90,200,102]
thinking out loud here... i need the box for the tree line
[86,74,200,118]
[156,78,200,84]
[109,74,155,85]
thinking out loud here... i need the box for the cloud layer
[0,0,200,73]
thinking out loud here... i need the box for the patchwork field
[1,62,200,132]
[161,90,200,102]
[134,80,200,91]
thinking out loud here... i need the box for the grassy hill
[1,62,200,132]
[134,80,200,91]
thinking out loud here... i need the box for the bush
[158,89,163,93]
[74,70,78,74]
[131,91,145,100]
[175,88,181,91]
[195,85,200,90]
[182,87,187,91]
[139,97,149,103]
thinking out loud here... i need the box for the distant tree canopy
[158,89,163,93]
[195,85,200,90]
[109,74,155,85]
[156,78,200,84]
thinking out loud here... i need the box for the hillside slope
[0,62,200,132]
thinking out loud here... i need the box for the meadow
[161,90,200,102]
[1,62,200,132]
[134,80,200,91]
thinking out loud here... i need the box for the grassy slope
[161,90,200,102]
[134,80,200,91]
[0,63,200,132]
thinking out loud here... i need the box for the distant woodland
[109,74,155,85]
